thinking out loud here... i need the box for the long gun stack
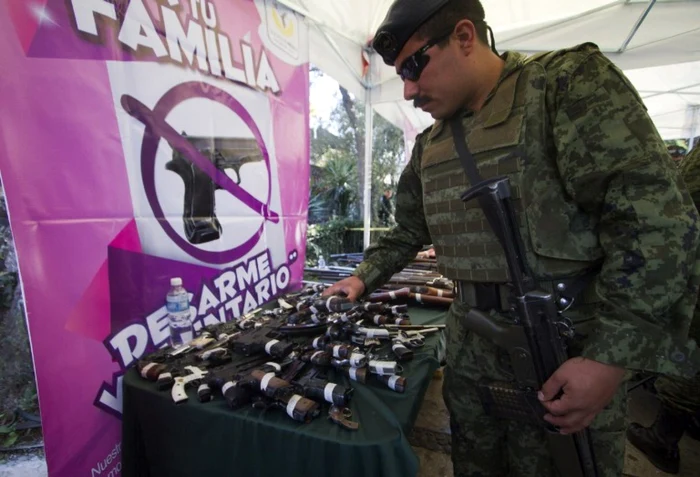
[134,284,444,431]
[304,251,454,309]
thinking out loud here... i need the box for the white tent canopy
[279,0,700,246]
[282,0,700,137]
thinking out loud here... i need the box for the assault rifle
[460,176,598,477]
[367,287,453,308]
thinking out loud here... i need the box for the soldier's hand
[322,276,366,302]
[537,357,625,434]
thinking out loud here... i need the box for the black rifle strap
[449,116,482,183]
[449,116,534,283]
[449,117,507,248]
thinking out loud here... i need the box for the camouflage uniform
[653,146,700,415]
[624,145,700,474]
[681,147,700,209]
[354,44,700,476]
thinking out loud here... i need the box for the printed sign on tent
[0,0,309,475]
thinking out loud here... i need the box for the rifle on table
[378,284,455,299]
[459,176,598,477]
[367,287,454,308]
[384,275,454,290]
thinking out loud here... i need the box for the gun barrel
[368,288,411,303]
[408,293,453,307]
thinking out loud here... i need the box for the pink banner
[0,1,309,475]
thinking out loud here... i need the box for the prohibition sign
[121,82,279,264]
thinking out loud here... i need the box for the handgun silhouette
[166,133,264,245]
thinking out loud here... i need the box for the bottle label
[166,293,189,312]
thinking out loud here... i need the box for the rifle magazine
[476,380,551,428]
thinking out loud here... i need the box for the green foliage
[0,193,18,310]
[0,414,19,448]
[310,69,405,227]
[314,153,358,219]
[0,386,40,449]
[305,218,361,265]
[18,386,38,415]
[0,270,17,310]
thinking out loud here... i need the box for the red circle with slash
[121,82,280,264]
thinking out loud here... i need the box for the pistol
[166,133,264,244]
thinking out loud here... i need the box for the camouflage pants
[654,374,700,415]
[443,304,628,476]
[653,314,700,415]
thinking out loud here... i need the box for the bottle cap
[170,277,183,287]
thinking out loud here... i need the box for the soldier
[681,146,700,205]
[627,144,700,475]
[323,1,700,475]
[378,188,394,226]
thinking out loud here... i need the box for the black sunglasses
[398,32,452,82]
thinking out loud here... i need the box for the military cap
[372,0,452,66]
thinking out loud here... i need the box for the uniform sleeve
[551,49,700,375]
[353,131,433,293]
[681,148,700,206]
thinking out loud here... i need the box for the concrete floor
[0,451,47,477]
[411,372,700,477]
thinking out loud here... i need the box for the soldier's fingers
[543,409,585,430]
[345,289,360,302]
[546,411,595,435]
[539,390,578,416]
[539,371,567,402]
[321,282,343,296]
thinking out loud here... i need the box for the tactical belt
[454,275,600,312]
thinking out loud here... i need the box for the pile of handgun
[135,284,445,431]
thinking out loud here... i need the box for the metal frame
[498,0,672,55]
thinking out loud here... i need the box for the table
[121,306,446,477]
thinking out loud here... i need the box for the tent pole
[363,51,374,251]
[688,105,700,152]
[618,0,656,53]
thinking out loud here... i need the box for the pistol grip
[166,156,222,244]
[171,378,188,403]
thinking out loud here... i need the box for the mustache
[413,97,431,108]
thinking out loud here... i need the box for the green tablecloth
[121,306,446,477]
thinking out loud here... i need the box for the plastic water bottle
[318,255,327,269]
[166,277,194,348]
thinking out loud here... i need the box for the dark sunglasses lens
[400,58,419,81]
[401,55,430,82]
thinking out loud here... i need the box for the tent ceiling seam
[618,0,656,53]
[623,26,700,52]
[639,81,700,99]
[498,1,624,44]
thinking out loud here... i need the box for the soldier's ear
[453,20,477,56]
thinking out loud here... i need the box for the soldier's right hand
[322,276,366,302]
